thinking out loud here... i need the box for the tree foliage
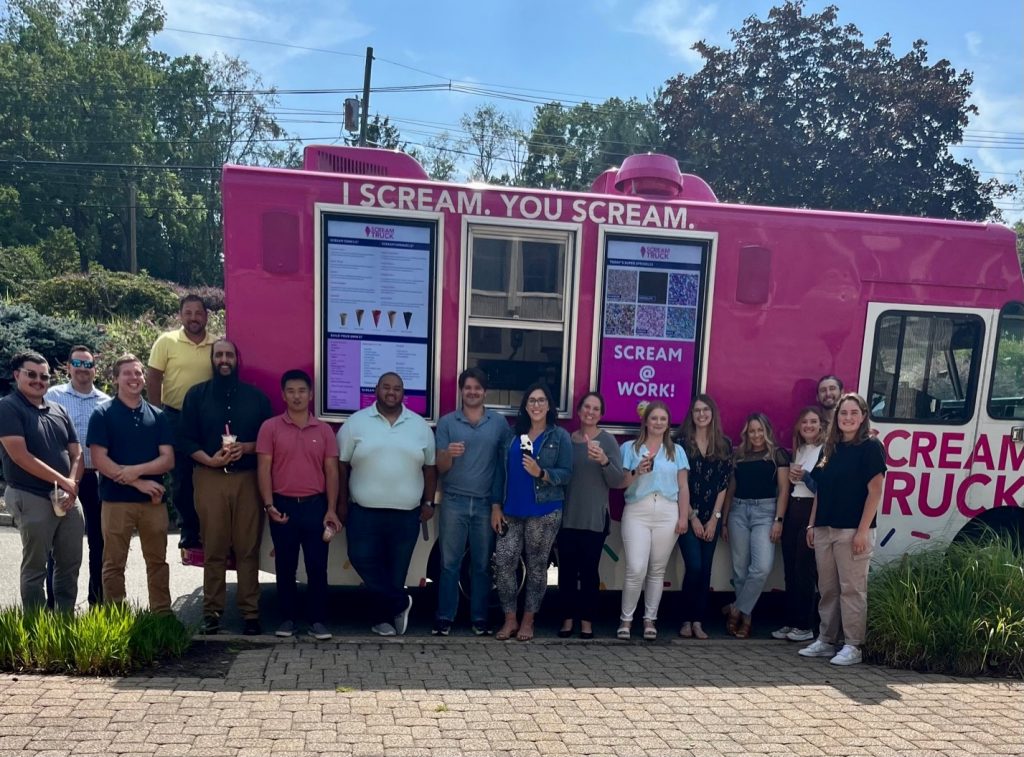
[521,98,662,190]
[655,1,1014,220]
[0,0,296,285]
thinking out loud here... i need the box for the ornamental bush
[22,268,180,321]
[866,533,1024,677]
[0,245,47,297]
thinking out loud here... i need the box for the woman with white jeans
[617,401,691,641]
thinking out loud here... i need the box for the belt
[274,493,326,504]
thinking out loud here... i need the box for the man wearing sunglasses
[0,351,85,611]
[45,346,110,606]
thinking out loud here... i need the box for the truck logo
[364,225,395,240]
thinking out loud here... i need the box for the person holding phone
[617,401,691,641]
[491,383,572,642]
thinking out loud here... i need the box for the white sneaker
[771,625,793,640]
[798,639,836,657]
[394,594,413,636]
[372,622,397,637]
[786,628,814,642]
[829,645,862,666]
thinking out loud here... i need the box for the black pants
[782,497,819,630]
[678,527,718,624]
[556,528,605,622]
[163,407,200,545]
[268,494,329,624]
[45,470,103,607]
[347,503,421,625]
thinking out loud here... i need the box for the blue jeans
[728,497,776,616]
[347,503,421,625]
[437,493,495,625]
[268,494,329,624]
[678,527,718,624]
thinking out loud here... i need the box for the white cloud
[155,0,371,73]
[628,0,718,65]
[964,31,982,57]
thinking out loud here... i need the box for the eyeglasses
[70,358,95,369]
[19,369,51,382]
[693,408,712,415]
[526,397,548,406]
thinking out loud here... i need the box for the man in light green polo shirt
[146,294,217,548]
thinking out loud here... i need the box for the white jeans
[620,492,679,622]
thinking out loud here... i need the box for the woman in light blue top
[617,401,692,641]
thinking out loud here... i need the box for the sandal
[679,622,693,639]
[495,623,519,641]
[516,623,535,642]
[643,622,657,641]
[734,615,752,639]
[692,623,709,640]
[616,623,631,640]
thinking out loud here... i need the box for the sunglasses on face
[70,358,95,369]
[19,369,51,382]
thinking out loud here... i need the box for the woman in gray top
[557,392,624,638]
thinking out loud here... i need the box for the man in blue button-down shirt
[45,345,110,606]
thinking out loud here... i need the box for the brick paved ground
[0,638,1021,757]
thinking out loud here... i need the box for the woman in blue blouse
[617,401,691,641]
[491,383,572,641]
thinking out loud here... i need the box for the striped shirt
[45,383,111,470]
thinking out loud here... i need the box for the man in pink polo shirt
[256,369,341,640]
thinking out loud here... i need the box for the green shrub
[0,604,192,676]
[0,245,47,297]
[866,534,1024,677]
[23,268,180,321]
[0,302,107,394]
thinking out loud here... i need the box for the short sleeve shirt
[338,404,436,510]
[147,327,217,410]
[811,439,887,529]
[434,409,508,498]
[620,440,689,503]
[0,391,78,497]
[733,448,791,500]
[256,413,339,497]
[87,397,174,503]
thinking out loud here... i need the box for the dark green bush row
[0,604,191,675]
[866,534,1024,677]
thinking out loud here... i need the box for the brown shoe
[724,605,740,635]
[734,615,752,639]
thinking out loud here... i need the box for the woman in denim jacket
[491,382,572,641]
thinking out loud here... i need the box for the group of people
[0,296,885,665]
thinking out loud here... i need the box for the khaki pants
[813,527,874,647]
[101,501,171,613]
[194,466,262,619]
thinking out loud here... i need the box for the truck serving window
[988,302,1024,420]
[868,311,984,425]
[466,226,574,411]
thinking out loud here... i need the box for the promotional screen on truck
[597,233,710,426]
[317,212,437,419]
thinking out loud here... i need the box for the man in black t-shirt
[88,355,175,613]
[0,351,85,611]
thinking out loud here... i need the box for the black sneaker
[202,615,220,635]
[432,620,452,636]
[470,624,492,636]
[243,619,262,636]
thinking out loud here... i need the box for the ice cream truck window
[465,224,575,412]
[988,302,1024,419]
[316,211,438,420]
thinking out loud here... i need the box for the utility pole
[129,181,138,274]
[358,46,373,146]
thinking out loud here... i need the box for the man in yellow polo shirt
[146,294,217,548]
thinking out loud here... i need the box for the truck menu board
[319,213,436,419]
[597,234,710,426]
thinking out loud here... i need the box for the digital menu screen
[597,234,710,426]
[319,213,436,419]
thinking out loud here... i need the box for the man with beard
[816,375,844,425]
[88,355,175,612]
[337,372,437,636]
[45,345,110,606]
[147,294,217,549]
[0,351,85,611]
[181,339,272,635]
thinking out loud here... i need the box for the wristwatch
[713,512,722,519]
[264,503,274,511]
[421,500,435,508]
[774,516,784,523]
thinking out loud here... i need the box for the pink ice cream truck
[221,145,1024,591]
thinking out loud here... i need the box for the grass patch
[866,533,1024,677]
[0,604,192,676]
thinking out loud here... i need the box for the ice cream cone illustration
[387,310,397,328]
[403,311,413,329]
[339,312,348,328]
[355,308,365,326]
[372,309,382,327]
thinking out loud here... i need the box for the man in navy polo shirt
[0,351,85,611]
[87,354,176,613]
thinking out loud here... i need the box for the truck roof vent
[591,153,717,202]
[302,145,429,180]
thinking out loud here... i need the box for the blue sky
[153,0,1023,220]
